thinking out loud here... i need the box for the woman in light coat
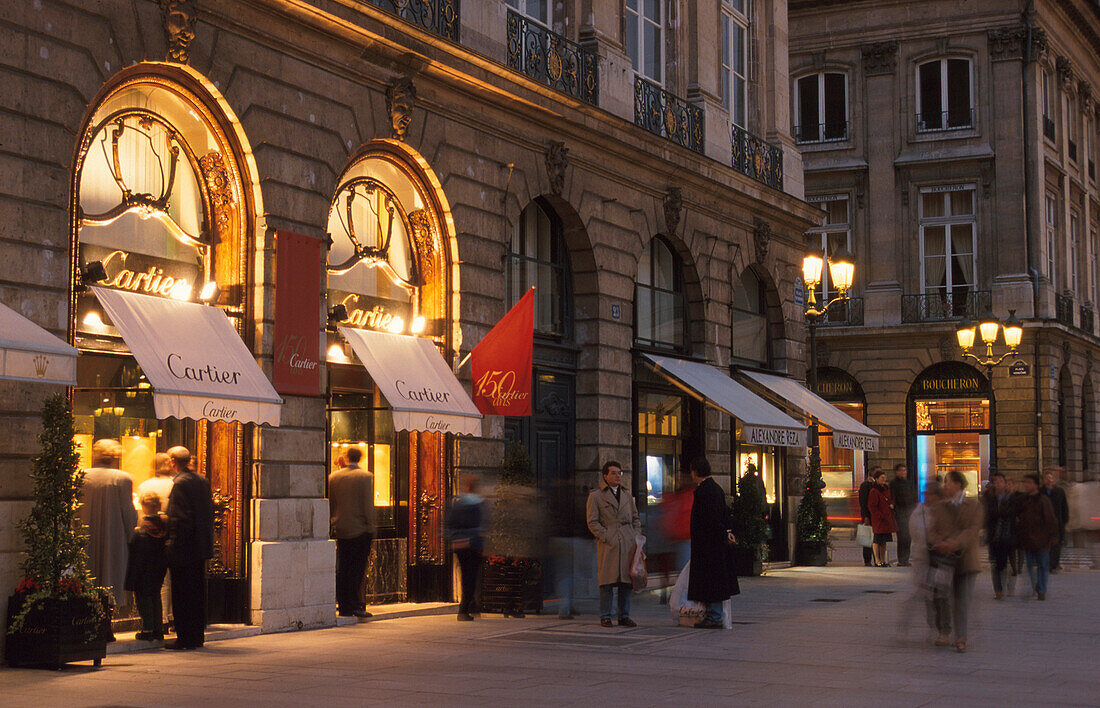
[586,460,641,627]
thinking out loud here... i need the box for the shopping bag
[924,550,957,594]
[722,598,733,630]
[856,523,874,548]
[630,535,648,591]
[669,561,705,626]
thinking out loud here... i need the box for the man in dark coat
[165,446,214,650]
[858,467,879,567]
[687,457,738,629]
[1042,470,1070,572]
[889,464,917,566]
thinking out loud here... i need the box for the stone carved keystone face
[386,78,417,141]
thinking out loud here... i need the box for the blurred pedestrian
[125,491,168,641]
[687,458,738,629]
[905,481,946,642]
[77,439,136,609]
[1007,476,1024,592]
[586,461,641,627]
[890,464,917,567]
[928,470,982,653]
[165,446,214,650]
[1042,470,1069,572]
[447,473,486,621]
[328,447,376,620]
[868,469,897,567]
[983,472,1016,600]
[1017,473,1059,601]
[858,467,878,567]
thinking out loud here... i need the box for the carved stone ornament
[162,0,198,64]
[385,76,417,141]
[1028,26,1048,62]
[1056,55,1074,88]
[980,162,994,199]
[545,141,568,195]
[988,27,1027,62]
[753,218,771,264]
[199,152,234,236]
[1062,339,1072,363]
[407,209,434,282]
[1078,81,1092,112]
[861,41,898,76]
[939,335,956,362]
[663,186,683,235]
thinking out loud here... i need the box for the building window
[506,201,567,337]
[1070,211,1081,297]
[635,236,685,350]
[1046,193,1059,285]
[1042,69,1056,141]
[1067,95,1078,162]
[1091,226,1099,305]
[721,2,749,127]
[626,0,663,84]
[731,268,768,367]
[795,73,847,143]
[807,195,851,302]
[916,58,973,131]
[920,187,976,302]
[506,0,550,26]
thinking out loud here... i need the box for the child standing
[126,491,169,641]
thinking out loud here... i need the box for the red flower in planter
[15,577,41,594]
[58,577,83,595]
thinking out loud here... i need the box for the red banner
[471,288,534,416]
[272,230,322,396]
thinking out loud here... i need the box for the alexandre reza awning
[643,354,808,447]
[0,301,78,385]
[91,287,282,426]
[739,370,879,451]
[338,327,482,436]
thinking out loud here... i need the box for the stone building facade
[0,0,820,647]
[790,0,1100,508]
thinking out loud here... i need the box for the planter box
[5,594,110,669]
[479,559,542,615]
[794,542,829,567]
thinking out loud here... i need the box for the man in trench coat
[586,460,641,627]
[78,439,137,609]
[687,457,739,628]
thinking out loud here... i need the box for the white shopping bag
[722,598,733,629]
[630,535,648,591]
[668,561,705,626]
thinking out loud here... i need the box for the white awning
[0,301,78,385]
[643,354,808,447]
[338,326,482,436]
[91,287,282,426]
[739,370,879,451]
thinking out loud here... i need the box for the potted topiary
[5,394,112,669]
[794,444,830,566]
[481,442,543,616]
[729,467,768,576]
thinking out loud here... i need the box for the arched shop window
[907,362,990,498]
[506,200,571,338]
[635,236,686,351]
[814,367,867,524]
[731,267,769,367]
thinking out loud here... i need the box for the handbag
[925,549,956,594]
[855,523,874,548]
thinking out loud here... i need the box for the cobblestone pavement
[2,563,1097,707]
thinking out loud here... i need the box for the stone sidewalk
[2,564,1096,707]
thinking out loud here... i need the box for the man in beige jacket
[328,448,376,619]
[586,460,641,627]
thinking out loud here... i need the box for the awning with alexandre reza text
[642,353,808,447]
[0,301,78,385]
[90,287,282,426]
[338,326,482,436]
[739,370,879,451]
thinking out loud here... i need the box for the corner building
[790,0,1100,512]
[0,0,820,644]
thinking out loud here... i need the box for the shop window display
[913,398,989,497]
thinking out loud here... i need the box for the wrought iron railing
[363,0,460,42]
[794,121,849,144]
[731,124,784,190]
[633,77,705,153]
[1069,139,1078,163]
[1043,116,1056,141]
[916,108,974,133]
[506,11,597,104]
[1079,303,1094,334]
[901,290,990,323]
[818,297,864,326]
[1056,292,1075,327]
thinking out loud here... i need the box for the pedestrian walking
[125,491,168,641]
[1042,470,1070,572]
[328,447,376,620]
[586,460,641,627]
[77,439,137,609]
[164,446,214,650]
[983,472,1017,600]
[1017,473,1059,601]
[1006,476,1024,591]
[928,470,983,653]
[687,458,739,629]
[447,473,486,621]
[904,481,947,642]
[890,463,917,567]
[858,467,879,567]
[868,469,897,567]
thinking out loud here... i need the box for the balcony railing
[506,11,597,105]
[1069,139,1078,163]
[363,0,460,41]
[901,290,991,323]
[633,77,704,153]
[916,108,974,133]
[1056,292,1075,327]
[794,121,849,144]
[1043,115,1056,141]
[1079,303,1094,334]
[731,124,784,190]
[818,297,864,327]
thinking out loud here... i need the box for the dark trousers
[135,591,163,636]
[895,511,912,565]
[336,532,373,614]
[1051,531,1064,569]
[863,545,874,565]
[455,548,482,615]
[989,543,1011,594]
[170,561,206,647]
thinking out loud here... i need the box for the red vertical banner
[471,288,534,416]
[272,230,322,396]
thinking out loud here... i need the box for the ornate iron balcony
[633,77,704,153]
[1043,116,1056,141]
[1079,303,1094,334]
[901,290,990,323]
[1056,292,1075,327]
[363,0,460,42]
[818,297,864,327]
[794,121,849,144]
[506,12,597,105]
[731,124,783,190]
[915,108,974,133]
